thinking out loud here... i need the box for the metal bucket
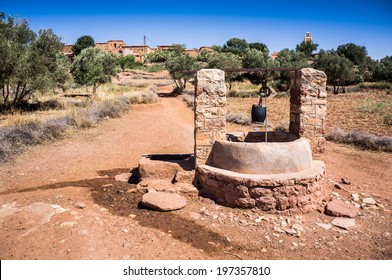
[251,104,266,123]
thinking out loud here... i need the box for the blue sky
[2,0,392,60]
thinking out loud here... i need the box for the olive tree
[165,53,200,92]
[223,38,249,56]
[296,40,318,58]
[207,52,242,90]
[72,35,95,57]
[275,48,309,89]
[315,51,356,94]
[242,48,276,84]
[117,55,139,71]
[71,47,118,94]
[336,43,368,66]
[373,56,392,82]
[0,13,68,112]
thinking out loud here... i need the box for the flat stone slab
[332,218,356,230]
[140,192,187,212]
[325,199,359,218]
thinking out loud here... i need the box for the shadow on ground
[1,167,242,258]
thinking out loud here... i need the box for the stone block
[256,196,277,211]
[325,199,359,218]
[174,170,195,184]
[139,156,182,182]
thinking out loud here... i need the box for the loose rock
[73,202,87,209]
[325,199,359,218]
[140,192,187,212]
[332,218,356,230]
[362,197,377,205]
[351,193,360,202]
[316,222,332,230]
[341,178,351,185]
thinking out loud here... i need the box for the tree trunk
[333,85,339,94]
[93,84,98,95]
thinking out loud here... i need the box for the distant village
[61,33,314,63]
[61,40,215,63]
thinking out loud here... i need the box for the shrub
[359,82,392,91]
[228,90,258,98]
[384,114,392,125]
[226,112,251,125]
[274,119,290,132]
[181,93,195,109]
[326,128,392,152]
[357,100,389,114]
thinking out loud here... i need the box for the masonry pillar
[289,68,327,154]
[194,69,227,167]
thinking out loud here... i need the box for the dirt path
[0,97,194,193]
[0,96,391,260]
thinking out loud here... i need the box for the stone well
[194,68,327,213]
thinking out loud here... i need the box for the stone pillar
[289,68,327,154]
[194,69,227,167]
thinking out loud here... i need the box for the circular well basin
[210,136,312,174]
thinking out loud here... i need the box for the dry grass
[227,90,392,136]
[327,91,392,137]
[0,83,159,163]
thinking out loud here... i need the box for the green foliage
[242,48,274,68]
[165,53,200,91]
[373,56,392,82]
[71,47,119,94]
[207,52,242,89]
[72,35,95,57]
[196,49,211,63]
[357,100,389,114]
[145,45,185,63]
[0,13,67,112]
[336,43,374,82]
[314,51,356,94]
[249,42,269,54]
[336,43,368,66]
[145,50,171,63]
[52,54,72,92]
[116,55,139,71]
[275,48,309,89]
[295,41,318,57]
[223,38,249,56]
[210,45,223,53]
[242,48,276,84]
[384,114,392,125]
[144,64,166,72]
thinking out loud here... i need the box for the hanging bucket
[251,104,266,123]
[251,82,270,123]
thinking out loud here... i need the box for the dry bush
[274,119,290,132]
[181,93,195,109]
[226,112,251,125]
[326,128,392,152]
[0,85,159,163]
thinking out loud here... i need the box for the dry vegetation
[0,84,159,163]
